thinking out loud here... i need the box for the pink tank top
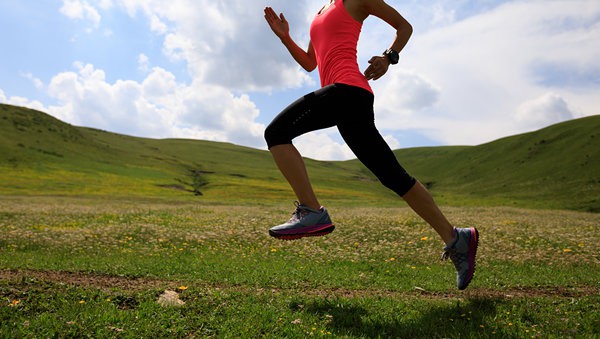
[310,0,372,93]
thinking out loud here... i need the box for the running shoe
[441,227,479,290]
[269,202,335,240]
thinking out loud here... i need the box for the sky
[1,0,598,160]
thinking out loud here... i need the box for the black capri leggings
[264,83,417,197]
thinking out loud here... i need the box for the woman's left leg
[337,119,453,243]
[338,102,478,289]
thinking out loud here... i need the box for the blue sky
[1,0,599,160]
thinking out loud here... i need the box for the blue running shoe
[441,227,479,290]
[269,202,335,240]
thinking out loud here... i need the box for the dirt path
[2,269,598,300]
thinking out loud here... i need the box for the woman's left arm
[363,0,413,81]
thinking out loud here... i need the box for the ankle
[443,227,458,246]
[299,201,321,211]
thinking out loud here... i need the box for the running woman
[264,0,478,290]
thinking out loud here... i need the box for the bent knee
[264,124,290,149]
[380,174,417,197]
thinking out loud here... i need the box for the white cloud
[111,0,316,92]
[516,93,574,128]
[137,53,150,73]
[149,14,168,34]
[371,0,600,146]
[22,73,44,90]
[289,128,402,161]
[0,89,47,112]
[373,69,441,127]
[60,0,101,28]
[294,130,355,161]
[4,0,599,162]
[430,3,456,26]
[41,62,265,147]
[383,134,401,150]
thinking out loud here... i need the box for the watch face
[386,49,399,64]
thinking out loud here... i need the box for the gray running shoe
[441,227,479,290]
[269,202,335,240]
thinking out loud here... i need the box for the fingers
[264,7,272,18]
[264,7,283,22]
[264,7,287,31]
[264,7,275,17]
[364,56,389,80]
[264,8,275,21]
[264,8,280,30]
[264,7,289,39]
[364,64,381,80]
[264,7,279,23]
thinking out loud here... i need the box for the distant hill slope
[386,115,599,211]
[0,104,598,211]
[0,104,390,204]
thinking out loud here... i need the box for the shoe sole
[269,225,335,240]
[460,227,479,290]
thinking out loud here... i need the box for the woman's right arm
[264,7,317,72]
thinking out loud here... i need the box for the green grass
[1,104,599,336]
[1,103,599,210]
[385,117,600,212]
[3,279,597,338]
[0,104,396,205]
[1,196,599,337]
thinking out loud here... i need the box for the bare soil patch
[0,269,178,292]
[2,269,598,300]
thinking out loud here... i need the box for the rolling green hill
[386,116,599,211]
[0,104,391,204]
[0,103,598,211]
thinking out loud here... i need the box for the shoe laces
[441,247,464,271]
[288,201,312,222]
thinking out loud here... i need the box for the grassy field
[1,196,598,338]
[1,104,599,211]
[1,105,599,336]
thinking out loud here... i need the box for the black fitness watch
[383,48,399,65]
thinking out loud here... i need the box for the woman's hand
[263,6,316,71]
[264,7,290,40]
[364,56,390,81]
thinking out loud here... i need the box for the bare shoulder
[359,0,409,28]
[344,0,402,23]
[362,0,395,14]
[343,0,370,22]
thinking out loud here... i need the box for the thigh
[266,85,340,145]
[338,119,396,172]
[336,92,416,196]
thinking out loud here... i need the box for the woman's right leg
[269,144,320,210]
[264,86,338,210]
[264,86,339,240]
